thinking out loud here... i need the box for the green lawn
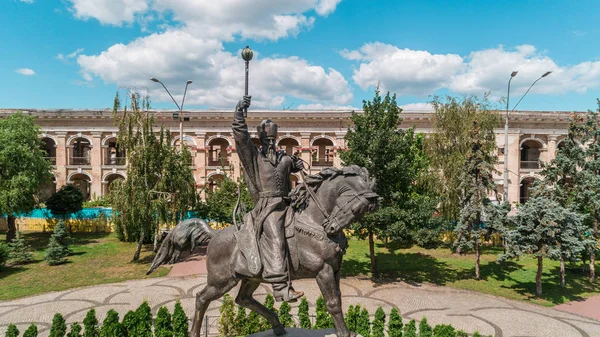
[342,238,600,307]
[0,232,169,301]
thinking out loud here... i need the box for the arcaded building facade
[0,108,574,206]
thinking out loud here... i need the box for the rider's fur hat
[257,119,278,140]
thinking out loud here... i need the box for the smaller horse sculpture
[148,165,379,337]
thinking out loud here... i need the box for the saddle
[232,208,342,278]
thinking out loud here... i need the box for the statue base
[248,328,362,337]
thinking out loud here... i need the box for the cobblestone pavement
[1,275,599,337]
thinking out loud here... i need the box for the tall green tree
[340,89,431,275]
[454,121,501,279]
[387,308,403,337]
[537,114,589,286]
[426,95,499,223]
[195,173,253,224]
[0,112,52,242]
[46,185,85,221]
[503,195,585,296]
[109,91,197,260]
[575,104,600,282]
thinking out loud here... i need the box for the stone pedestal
[249,328,362,337]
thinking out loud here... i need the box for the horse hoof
[273,325,287,336]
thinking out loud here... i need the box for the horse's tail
[146,218,215,275]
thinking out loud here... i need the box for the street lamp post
[502,71,552,205]
[150,78,193,152]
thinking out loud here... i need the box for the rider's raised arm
[232,95,257,157]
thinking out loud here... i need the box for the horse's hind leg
[191,279,239,337]
[235,279,286,336]
[316,264,353,337]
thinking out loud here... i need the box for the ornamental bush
[23,324,38,337]
[387,308,403,337]
[100,310,123,337]
[172,301,189,337]
[83,309,99,337]
[278,302,294,328]
[218,294,236,337]
[313,295,333,329]
[45,221,71,265]
[67,323,82,337]
[433,324,456,337]
[372,306,385,337]
[134,301,152,337]
[121,310,136,336]
[344,305,359,332]
[0,242,9,270]
[8,232,32,265]
[404,319,417,337]
[244,311,262,335]
[5,324,19,337]
[154,307,173,337]
[356,307,370,337]
[298,297,311,329]
[419,317,433,337]
[49,313,67,337]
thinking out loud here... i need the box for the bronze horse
[148,166,378,337]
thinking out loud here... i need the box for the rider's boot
[273,283,304,303]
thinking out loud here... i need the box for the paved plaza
[1,271,599,337]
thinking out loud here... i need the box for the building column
[547,135,558,163]
[300,132,312,177]
[194,132,207,196]
[90,132,103,199]
[55,132,68,189]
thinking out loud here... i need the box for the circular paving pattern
[0,276,599,337]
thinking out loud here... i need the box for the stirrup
[274,287,304,303]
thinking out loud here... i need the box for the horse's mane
[289,165,370,209]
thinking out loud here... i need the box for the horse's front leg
[316,264,354,337]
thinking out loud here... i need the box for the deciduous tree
[0,112,52,242]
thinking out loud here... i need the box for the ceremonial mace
[241,46,253,117]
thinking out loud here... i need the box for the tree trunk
[560,255,566,288]
[368,230,376,277]
[536,256,543,297]
[475,242,480,280]
[6,215,16,242]
[133,231,144,262]
[153,229,159,253]
[591,215,598,283]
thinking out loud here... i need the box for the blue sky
[3,0,600,111]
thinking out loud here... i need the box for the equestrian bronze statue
[148,96,379,337]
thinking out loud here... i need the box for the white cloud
[57,48,84,62]
[400,103,433,111]
[296,103,358,110]
[315,0,342,16]
[345,42,600,98]
[343,42,464,96]
[15,68,35,76]
[78,30,352,108]
[67,0,148,26]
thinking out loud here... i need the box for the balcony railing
[312,159,334,167]
[44,157,56,165]
[520,160,540,169]
[105,157,126,166]
[70,157,90,166]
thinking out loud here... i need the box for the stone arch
[206,172,226,193]
[67,134,93,147]
[519,175,539,204]
[206,136,231,167]
[102,136,126,165]
[311,136,335,167]
[67,171,92,200]
[277,136,301,155]
[40,133,58,145]
[277,135,301,146]
[40,136,57,164]
[310,135,337,148]
[101,135,117,146]
[171,135,198,147]
[520,139,545,170]
[519,137,546,149]
[102,172,126,196]
[205,135,232,147]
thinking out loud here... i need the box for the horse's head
[322,166,379,235]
